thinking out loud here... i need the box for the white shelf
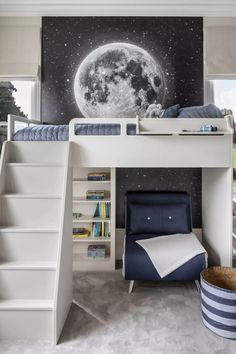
[0,299,54,311]
[73,197,110,203]
[72,167,115,271]
[73,215,110,223]
[74,253,110,262]
[138,131,229,136]
[0,261,57,270]
[73,178,110,184]
[73,237,111,243]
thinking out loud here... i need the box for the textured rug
[0,270,235,354]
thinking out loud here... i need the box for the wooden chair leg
[195,280,201,293]
[129,280,135,294]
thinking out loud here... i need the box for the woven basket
[201,267,236,339]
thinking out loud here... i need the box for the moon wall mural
[74,42,165,118]
[42,17,203,124]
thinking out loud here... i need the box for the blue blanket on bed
[13,123,122,141]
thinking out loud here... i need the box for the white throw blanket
[136,232,206,278]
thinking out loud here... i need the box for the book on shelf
[91,221,111,238]
[93,202,111,219]
[73,227,90,239]
[87,245,106,259]
[87,172,108,181]
[86,190,105,200]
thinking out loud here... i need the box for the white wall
[1,1,236,16]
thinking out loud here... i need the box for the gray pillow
[177,104,224,118]
[162,104,180,118]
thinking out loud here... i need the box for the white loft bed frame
[3,113,233,343]
[7,113,234,267]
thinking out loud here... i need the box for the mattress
[13,123,137,141]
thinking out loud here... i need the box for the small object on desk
[182,125,218,133]
[200,124,218,132]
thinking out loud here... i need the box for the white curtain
[0,17,41,79]
[205,24,236,77]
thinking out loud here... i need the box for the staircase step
[0,299,53,311]
[1,194,62,199]
[0,307,53,340]
[6,164,64,194]
[0,269,55,299]
[0,198,62,228]
[0,229,59,262]
[7,163,64,167]
[8,141,68,164]
[0,227,59,233]
[0,261,56,270]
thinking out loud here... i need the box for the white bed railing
[68,116,234,168]
[7,114,41,141]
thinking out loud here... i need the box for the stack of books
[73,227,90,239]
[93,202,110,219]
[87,245,106,259]
[88,172,108,181]
[92,222,110,238]
[86,190,105,200]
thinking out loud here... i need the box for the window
[213,80,236,119]
[0,80,40,122]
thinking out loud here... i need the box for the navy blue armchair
[123,192,206,293]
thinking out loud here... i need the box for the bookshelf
[72,167,116,271]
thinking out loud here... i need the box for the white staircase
[0,141,72,343]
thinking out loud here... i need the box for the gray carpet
[0,270,236,354]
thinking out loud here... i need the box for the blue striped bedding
[13,123,124,141]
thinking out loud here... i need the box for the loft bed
[1,111,233,343]
[7,111,234,269]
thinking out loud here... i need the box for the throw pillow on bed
[161,104,180,118]
[177,103,224,118]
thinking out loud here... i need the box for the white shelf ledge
[73,215,110,223]
[73,178,110,184]
[73,253,110,262]
[73,197,110,203]
[73,237,111,243]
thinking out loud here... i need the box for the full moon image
[74,42,166,118]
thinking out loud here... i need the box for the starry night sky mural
[42,17,204,227]
[42,17,203,124]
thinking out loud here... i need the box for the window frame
[0,77,41,121]
[204,75,236,105]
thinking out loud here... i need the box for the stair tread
[0,261,57,270]
[7,163,64,167]
[1,194,62,199]
[0,227,59,233]
[0,299,54,310]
